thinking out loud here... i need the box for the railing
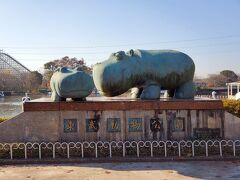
[195,95,227,99]
[1,140,240,160]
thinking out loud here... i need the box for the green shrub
[223,99,240,118]
[0,117,9,123]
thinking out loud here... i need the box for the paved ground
[0,161,240,180]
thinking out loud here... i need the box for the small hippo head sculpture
[50,67,94,101]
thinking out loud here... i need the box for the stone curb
[1,157,240,165]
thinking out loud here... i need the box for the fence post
[205,142,208,157]
[150,143,153,157]
[123,143,125,157]
[81,143,84,158]
[39,144,42,159]
[233,141,236,157]
[53,144,55,159]
[178,143,181,157]
[95,143,98,158]
[10,144,13,160]
[67,144,70,159]
[137,143,139,157]
[219,141,222,157]
[109,143,112,158]
[24,144,27,159]
[192,142,195,157]
[164,143,167,157]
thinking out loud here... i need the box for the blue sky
[0,0,240,77]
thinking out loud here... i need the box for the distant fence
[1,140,240,161]
[195,95,227,99]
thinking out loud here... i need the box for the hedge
[222,99,240,118]
[0,117,9,123]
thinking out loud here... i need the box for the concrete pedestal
[0,97,225,142]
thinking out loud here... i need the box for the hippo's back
[136,49,195,88]
[138,49,194,67]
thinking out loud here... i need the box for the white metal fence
[195,95,227,99]
[1,140,240,160]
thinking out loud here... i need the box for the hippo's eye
[115,52,123,60]
[59,67,68,73]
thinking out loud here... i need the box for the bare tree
[206,74,228,87]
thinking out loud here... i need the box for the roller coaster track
[0,52,31,91]
[0,52,31,78]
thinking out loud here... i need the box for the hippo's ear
[57,67,68,73]
[130,49,134,56]
[75,67,83,71]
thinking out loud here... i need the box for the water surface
[0,95,48,118]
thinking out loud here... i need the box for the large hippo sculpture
[50,67,94,101]
[93,49,195,99]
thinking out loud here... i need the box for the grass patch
[0,117,9,123]
[222,99,240,118]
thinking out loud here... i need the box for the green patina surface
[50,67,94,101]
[93,49,195,99]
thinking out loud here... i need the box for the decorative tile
[150,117,163,132]
[107,118,121,132]
[173,117,185,131]
[86,118,99,132]
[128,118,143,132]
[193,128,220,139]
[64,119,77,133]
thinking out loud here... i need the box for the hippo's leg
[130,87,143,98]
[174,81,195,99]
[168,89,175,98]
[140,84,161,100]
[51,92,60,101]
[51,92,66,101]
[60,97,67,101]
